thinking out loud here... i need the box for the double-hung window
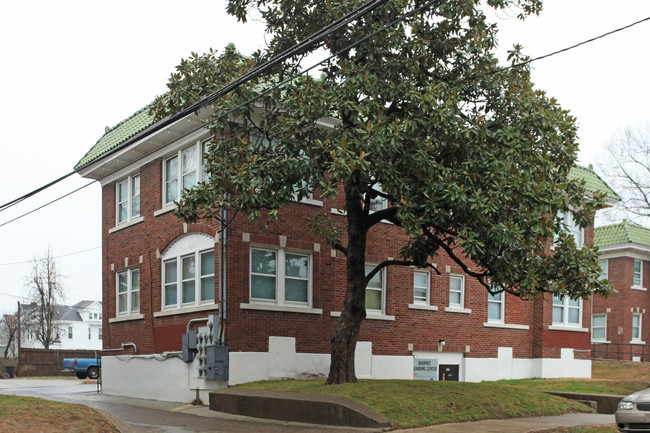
[552,295,581,327]
[557,211,584,248]
[598,260,608,280]
[116,174,140,224]
[365,265,385,313]
[250,247,311,306]
[117,268,140,316]
[449,275,465,308]
[591,314,607,341]
[164,140,209,205]
[633,260,643,288]
[632,313,643,343]
[413,271,430,305]
[487,291,504,323]
[368,184,388,212]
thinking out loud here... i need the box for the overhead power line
[0,181,95,228]
[2,11,650,229]
[0,171,76,212]
[477,15,650,80]
[0,246,101,266]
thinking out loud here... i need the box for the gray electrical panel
[193,314,229,381]
[206,345,229,380]
[181,330,197,362]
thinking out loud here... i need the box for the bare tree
[0,313,19,358]
[599,124,650,221]
[24,250,65,349]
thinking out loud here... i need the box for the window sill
[108,216,144,234]
[330,311,396,321]
[630,340,647,345]
[298,197,323,207]
[329,208,393,224]
[240,303,322,315]
[483,322,529,330]
[154,303,219,318]
[548,325,588,332]
[109,313,144,323]
[591,339,611,344]
[408,304,438,311]
[154,203,177,217]
[631,286,647,291]
[444,307,472,314]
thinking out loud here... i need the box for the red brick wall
[100,155,591,361]
[593,254,650,354]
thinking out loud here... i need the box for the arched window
[161,233,216,310]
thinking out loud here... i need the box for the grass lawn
[237,379,591,428]
[498,359,650,396]
[0,394,118,433]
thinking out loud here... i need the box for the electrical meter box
[206,345,229,380]
[181,330,197,362]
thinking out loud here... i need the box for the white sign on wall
[413,358,438,380]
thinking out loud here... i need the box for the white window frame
[368,184,388,212]
[116,174,140,225]
[413,270,430,305]
[365,265,386,314]
[163,140,209,206]
[487,291,505,323]
[116,268,140,316]
[68,326,73,339]
[591,313,607,342]
[632,313,643,343]
[98,328,103,340]
[163,249,215,310]
[552,295,582,327]
[449,274,465,309]
[557,211,584,248]
[249,246,313,308]
[598,260,608,281]
[88,328,91,340]
[633,260,643,288]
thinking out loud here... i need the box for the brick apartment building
[75,104,618,402]
[593,221,650,361]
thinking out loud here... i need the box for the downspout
[218,206,227,346]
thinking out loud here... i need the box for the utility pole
[16,301,20,358]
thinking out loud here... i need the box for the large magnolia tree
[152,0,609,384]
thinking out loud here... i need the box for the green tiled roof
[74,105,155,170]
[567,165,620,201]
[595,220,650,248]
[73,102,627,205]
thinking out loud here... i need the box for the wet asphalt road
[0,378,375,433]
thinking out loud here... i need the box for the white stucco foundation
[101,338,591,403]
[101,355,227,404]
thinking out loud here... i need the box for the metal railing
[591,342,650,362]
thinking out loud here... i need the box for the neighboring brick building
[75,104,618,402]
[593,221,650,361]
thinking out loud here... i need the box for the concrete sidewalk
[100,394,616,433]
[0,379,617,432]
[394,413,615,433]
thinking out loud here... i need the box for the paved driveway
[0,378,375,433]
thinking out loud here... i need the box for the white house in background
[21,301,103,351]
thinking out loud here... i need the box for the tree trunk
[326,182,367,384]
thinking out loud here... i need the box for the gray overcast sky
[1,0,649,313]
